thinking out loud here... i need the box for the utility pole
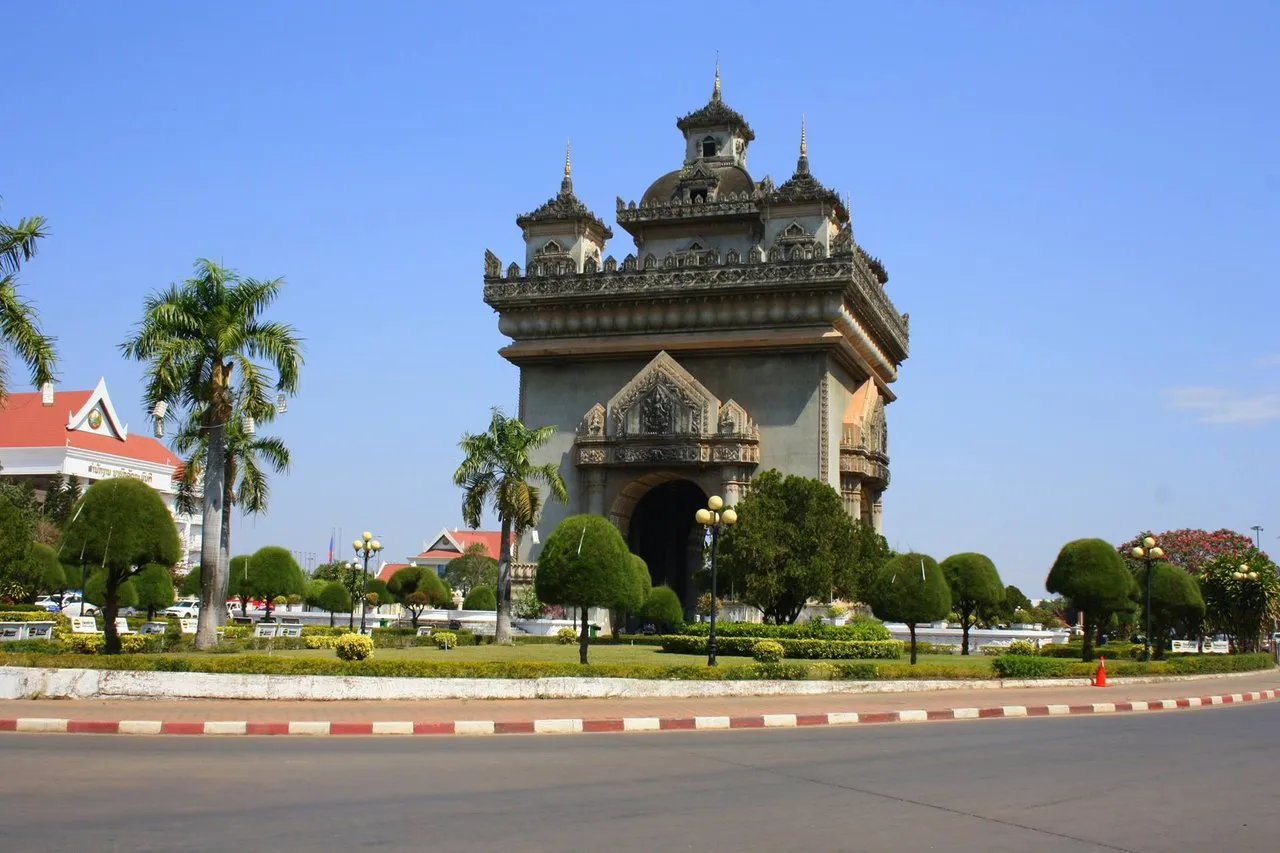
[1251,525,1264,549]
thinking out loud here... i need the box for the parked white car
[58,594,98,616]
[164,598,200,619]
[33,595,62,612]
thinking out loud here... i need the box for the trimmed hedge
[661,635,904,660]
[0,651,1270,681]
[678,619,892,642]
[1040,643,1145,660]
[993,652,1274,679]
[0,604,49,612]
[0,611,68,623]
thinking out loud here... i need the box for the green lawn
[261,643,995,673]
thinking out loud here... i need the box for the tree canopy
[58,477,180,651]
[718,470,869,624]
[462,585,497,611]
[1135,561,1205,658]
[454,408,568,644]
[1198,550,1279,653]
[867,552,951,664]
[1118,529,1257,575]
[0,204,57,402]
[243,546,304,618]
[1046,538,1136,661]
[119,258,301,649]
[641,586,684,632]
[388,565,452,626]
[535,514,630,663]
[443,544,499,596]
[132,563,176,619]
[940,552,1003,655]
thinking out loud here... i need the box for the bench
[179,618,198,635]
[0,622,25,641]
[115,618,136,635]
[415,626,433,637]
[24,621,55,641]
[70,617,101,634]
[253,623,280,638]
[139,621,169,635]
[278,624,303,638]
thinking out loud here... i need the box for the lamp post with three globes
[352,532,383,633]
[695,495,738,667]
[1130,536,1165,661]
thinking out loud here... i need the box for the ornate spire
[677,55,755,141]
[713,53,721,101]
[795,115,810,176]
[561,138,573,193]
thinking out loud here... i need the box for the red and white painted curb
[2,688,1276,736]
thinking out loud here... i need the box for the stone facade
[482,74,909,600]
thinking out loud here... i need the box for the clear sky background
[4,1,1277,592]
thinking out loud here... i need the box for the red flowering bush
[1118,529,1263,575]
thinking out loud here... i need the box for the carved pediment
[717,399,759,439]
[577,403,606,439]
[606,352,719,438]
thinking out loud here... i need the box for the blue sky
[4,1,1277,592]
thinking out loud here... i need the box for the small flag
[327,533,334,563]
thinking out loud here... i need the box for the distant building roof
[0,379,180,468]
[414,528,501,562]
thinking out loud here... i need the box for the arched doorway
[627,479,707,614]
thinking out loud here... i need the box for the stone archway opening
[617,478,707,615]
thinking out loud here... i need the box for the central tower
[482,75,910,609]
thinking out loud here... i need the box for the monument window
[701,137,717,157]
[543,240,562,253]
[690,189,708,203]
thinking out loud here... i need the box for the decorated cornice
[482,254,908,362]
[616,192,762,225]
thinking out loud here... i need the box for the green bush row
[0,604,49,613]
[661,635,904,660]
[0,611,70,623]
[992,653,1274,679]
[1039,643,1146,660]
[677,619,892,642]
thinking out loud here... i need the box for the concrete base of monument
[1,665,1272,702]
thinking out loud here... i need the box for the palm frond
[0,215,48,276]
[0,274,58,396]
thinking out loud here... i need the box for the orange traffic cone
[1093,656,1107,687]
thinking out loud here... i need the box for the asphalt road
[2,703,1278,853]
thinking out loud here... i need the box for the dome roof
[640,163,756,206]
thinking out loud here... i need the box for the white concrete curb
[0,664,1272,702]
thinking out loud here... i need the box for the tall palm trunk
[495,516,513,644]
[218,463,235,626]
[195,422,226,649]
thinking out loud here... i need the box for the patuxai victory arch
[483,74,910,610]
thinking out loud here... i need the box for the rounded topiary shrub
[433,631,458,650]
[1004,640,1037,656]
[462,585,497,611]
[556,626,578,645]
[66,633,104,654]
[752,639,784,663]
[334,634,374,661]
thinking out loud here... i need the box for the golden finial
[800,115,807,157]
[713,53,721,100]
[564,138,571,178]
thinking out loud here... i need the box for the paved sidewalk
[2,671,1277,735]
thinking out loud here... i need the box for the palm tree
[0,205,56,402]
[120,259,301,649]
[172,386,291,623]
[453,408,567,644]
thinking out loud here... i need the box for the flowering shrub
[1118,529,1262,575]
[65,634,104,654]
[555,627,578,645]
[304,636,342,649]
[752,640,784,663]
[433,631,458,650]
[1004,640,1037,656]
[334,634,374,661]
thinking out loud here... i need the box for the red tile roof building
[0,379,202,567]
[374,528,502,582]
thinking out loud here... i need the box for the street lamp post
[1130,536,1165,661]
[1231,563,1260,652]
[352,532,383,633]
[695,495,738,667]
[1251,525,1264,549]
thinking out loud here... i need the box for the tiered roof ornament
[515,140,613,238]
[675,62,756,142]
[768,116,847,220]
